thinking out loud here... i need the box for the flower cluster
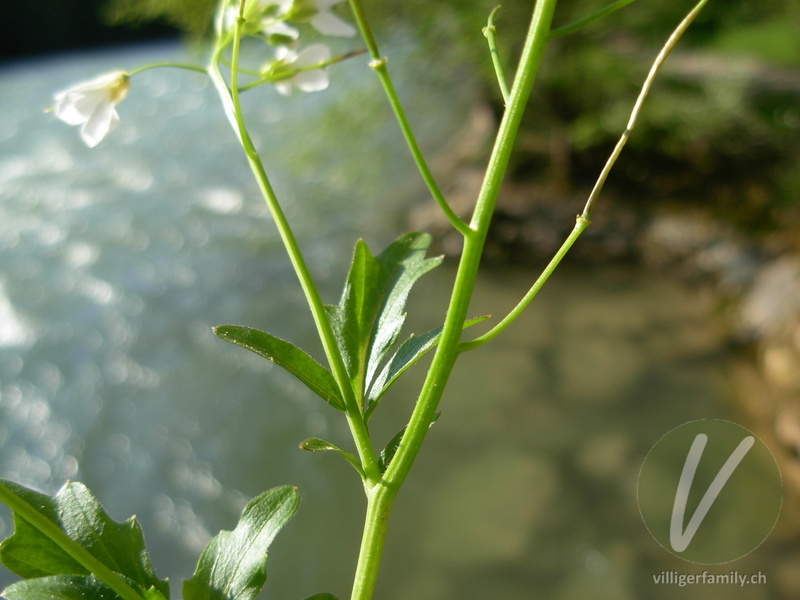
[235,0,356,39]
[227,0,356,95]
[53,0,357,146]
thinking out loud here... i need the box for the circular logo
[638,419,782,564]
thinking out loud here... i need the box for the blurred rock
[738,257,800,340]
[576,433,631,482]
[421,449,558,566]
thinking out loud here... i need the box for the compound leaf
[0,480,167,600]
[2,575,163,600]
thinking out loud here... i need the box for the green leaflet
[0,480,167,600]
[378,414,440,474]
[303,595,339,600]
[325,233,442,401]
[213,325,344,411]
[365,316,488,420]
[182,486,299,600]
[298,438,364,477]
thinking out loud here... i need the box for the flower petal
[292,69,329,93]
[274,81,293,96]
[274,45,297,62]
[310,11,356,37]
[262,19,299,39]
[54,91,105,125]
[293,43,331,68]
[80,103,119,148]
[315,0,343,10]
[56,71,127,96]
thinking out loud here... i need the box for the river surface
[0,42,785,599]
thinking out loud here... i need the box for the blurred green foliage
[382,0,799,230]
[104,0,216,36]
[106,0,799,231]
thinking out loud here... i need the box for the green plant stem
[460,0,708,437]
[210,8,380,484]
[483,6,511,105]
[548,0,638,39]
[582,0,708,218]
[459,0,709,351]
[459,0,709,349]
[238,49,367,91]
[460,215,589,351]
[349,2,559,598]
[347,0,471,237]
[0,483,148,600]
[128,62,208,77]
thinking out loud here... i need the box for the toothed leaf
[2,575,162,600]
[182,486,299,600]
[0,480,167,600]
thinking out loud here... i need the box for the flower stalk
[347,0,471,237]
[483,6,511,105]
[210,0,380,484]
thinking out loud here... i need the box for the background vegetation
[5,0,797,237]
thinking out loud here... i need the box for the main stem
[349,1,559,598]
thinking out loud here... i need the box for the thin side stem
[460,216,589,352]
[392,0,558,535]
[347,0,471,237]
[128,62,208,77]
[238,49,367,91]
[582,0,708,219]
[483,6,511,105]
[460,0,709,350]
[211,6,380,484]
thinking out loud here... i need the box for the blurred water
[0,42,782,600]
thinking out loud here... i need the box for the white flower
[261,18,300,42]
[222,6,239,31]
[53,71,130,147]
[279,0,356,37]
[308,0,356,37]
[272,44,331,95]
